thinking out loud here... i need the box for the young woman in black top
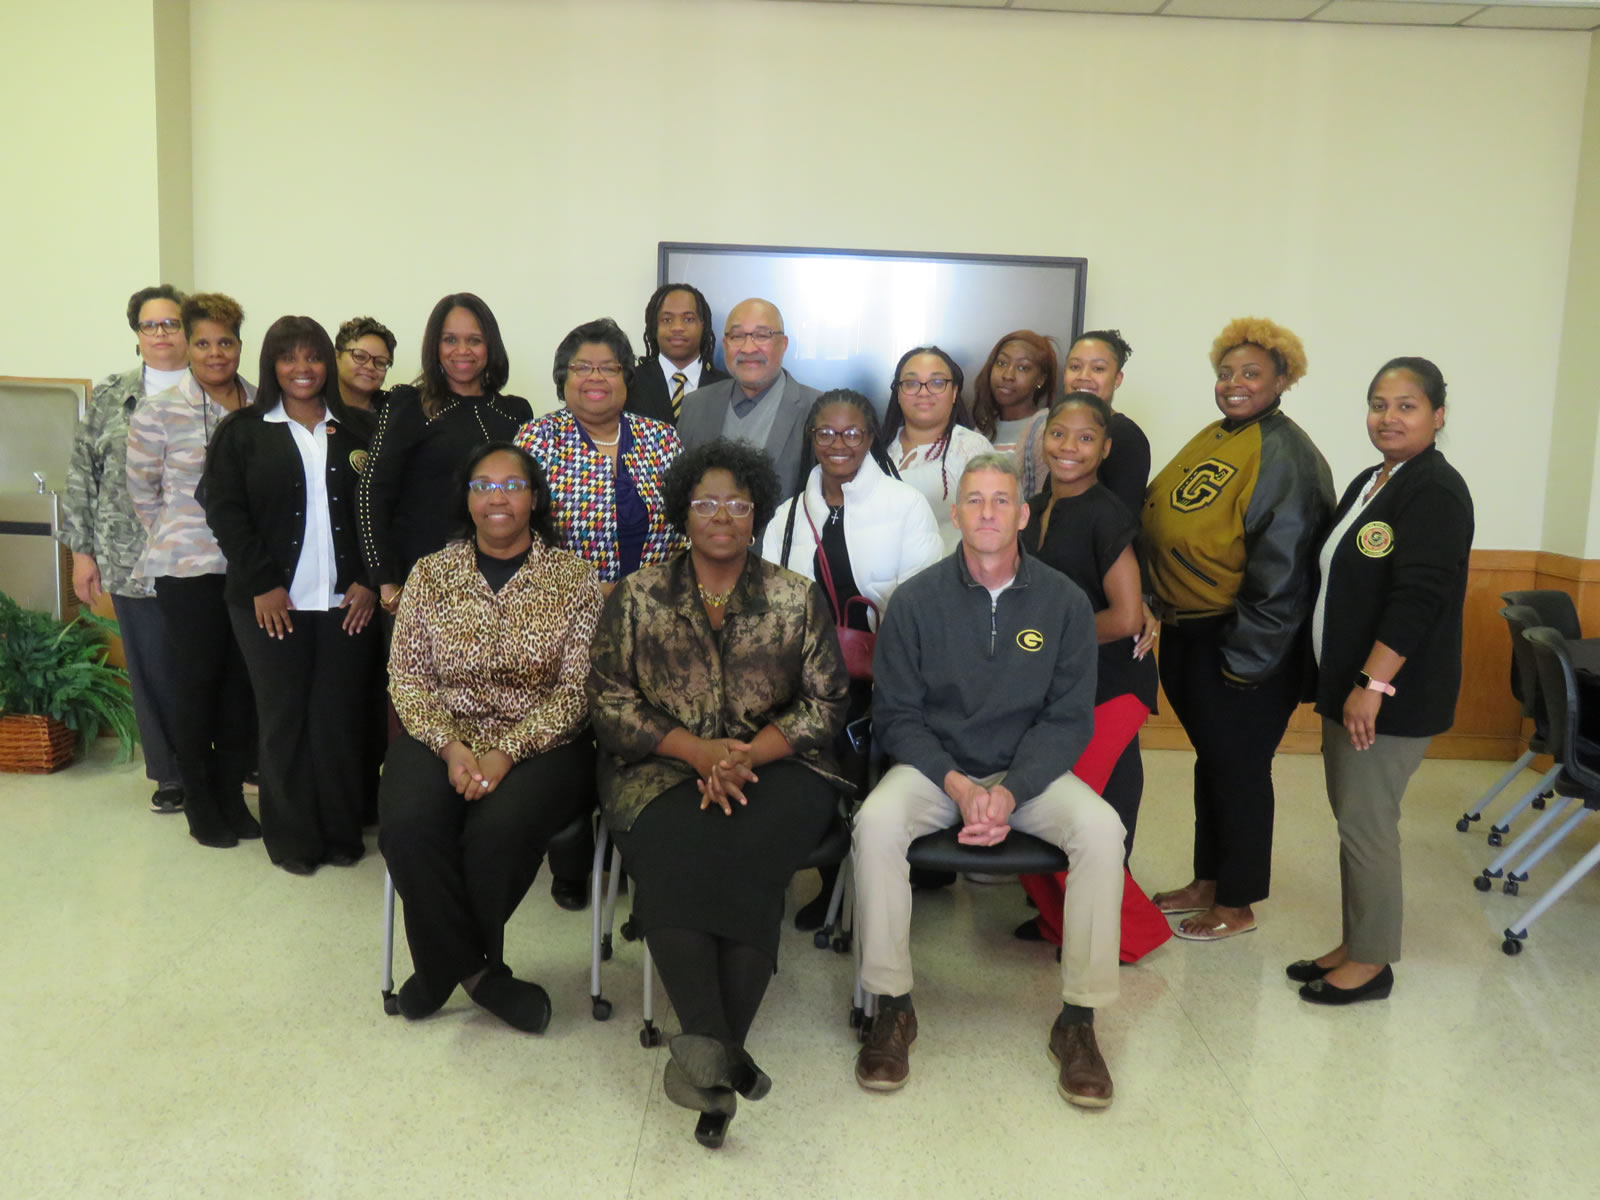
[1016,392,1159,944]
[203,316,380,875]
[358,293,532,614]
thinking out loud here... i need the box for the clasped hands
[691,737,758,816]
[946,770,1016,846]
[441,741,513,801]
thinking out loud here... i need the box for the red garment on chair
[1019,694,1172,963]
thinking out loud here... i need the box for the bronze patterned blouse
[390,538,602,762]
[586,550,850,831]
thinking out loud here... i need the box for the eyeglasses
[723,328,783,347]
[567,362,623,379]
[899,378,952,396]
[468,479,532,495]
[138,319,182,336]
[344,348,393,371]
[688,498,756,519]
[813,427,867,447]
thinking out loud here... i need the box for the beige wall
[5,1,1596,555]
[0,1,169,379]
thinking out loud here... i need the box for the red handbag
[804,501,879,681]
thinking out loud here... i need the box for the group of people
[59,281,1474,1148]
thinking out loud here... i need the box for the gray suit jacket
[676,368,819,499]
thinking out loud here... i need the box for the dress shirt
[264,404,341,610]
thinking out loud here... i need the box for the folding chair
[1501,626,1600,954]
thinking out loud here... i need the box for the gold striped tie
[670,372,687,421]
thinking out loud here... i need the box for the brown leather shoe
[1047,1021,1114,1109]
[854,1007,917,1091]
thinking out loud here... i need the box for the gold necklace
[697,582,734,608]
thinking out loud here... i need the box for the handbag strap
[803,499,880,625]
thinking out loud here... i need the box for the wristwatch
[1355,671,1395,697]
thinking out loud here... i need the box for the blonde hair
[1209,317,1308,390]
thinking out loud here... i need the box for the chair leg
[381,868,398,1015]
[1502,808,1594,894]
[589,825,613,1021]
[1502,835,1600,954]
[1477,795,1574,887]
[639,940,662,1047]
[1458,750,1534,830]
[1487,764,1561,846]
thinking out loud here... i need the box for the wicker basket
[0,714,77,774]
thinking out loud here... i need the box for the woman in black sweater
[357,292,532,615]
[1289,356,1473,1005]
[203,316,380,875]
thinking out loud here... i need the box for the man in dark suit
[676,297,819,499]
[626,283,729,426]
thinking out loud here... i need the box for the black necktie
[670,372,687,421]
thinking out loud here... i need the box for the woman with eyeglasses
[380,442,602,1033]
[201,315,381,876]
[882,346,994,551]
[125,292,259,848]
[334,316,397,414]
[588,438,850,1149]
[59,284,191,817]
[358,293,531,621]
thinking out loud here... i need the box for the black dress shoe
[472,971,552,1033]
[1285,959,1334,984]
[278,859,318,876]
[397,973,451,1021]
[1299,964,1394,1006]
[150,787,184,814]
[1014,918,1047,942]
[327,848,364,867]
[549,876,589,911]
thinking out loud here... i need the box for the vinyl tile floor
[3,744,1597,1199]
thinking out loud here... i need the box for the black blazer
[625,357,729,426]
[1312,444,1474,738]
[203,406,374,606]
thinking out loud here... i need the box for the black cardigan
[1312,444,1474,737]
[202,407,373,606]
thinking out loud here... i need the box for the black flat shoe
[793,891,831,932]
[396,973,450,1021]
[150,787,184,814]
[694,1112,731,1149]
[1285,959,1334,984]
[732,1050,771,1101]
[472,971,552,1033]
[278,859,318,876]
[549,876,589,912]
[1014,918,1046,942]
[327,848,364,868]
[1299,964,1394,1006]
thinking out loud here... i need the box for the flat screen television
[658,243,1088,417]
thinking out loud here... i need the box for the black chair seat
[906,826,1067,875]
[802,815,853,870]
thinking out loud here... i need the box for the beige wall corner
[152,0,194,293]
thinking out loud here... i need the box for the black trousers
[155,575,255,810]
[229,605,379,864]
[109,593,183,788]
[1158,615,1301,908]
[1103,737,1144,861]
[379,734,594,1002]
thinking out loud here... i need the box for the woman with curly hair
[587,438,849,1149]
[970,329,1059,455]
[1142,317,1334,941]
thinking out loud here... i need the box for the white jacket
[761,455,943,626]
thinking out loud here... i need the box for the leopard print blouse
[390,538,602,761]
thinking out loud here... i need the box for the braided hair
[777,389,899,568]
[881,345,972,502]
[641,283,716,368]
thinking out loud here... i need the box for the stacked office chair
[1499,625,1600,955]
[1455,591,1578,841]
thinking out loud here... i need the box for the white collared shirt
[263,403,342,611]
[658,354,703,394]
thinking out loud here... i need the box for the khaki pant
[1321,717,1432,964]
[853,763,1126,1008]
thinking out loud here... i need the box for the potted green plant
[0,590,138,772]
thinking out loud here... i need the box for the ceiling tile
[1019,0,1169,11]
[1310,0,1486,23]
[1463,4,1600,27]
[869,0,1011,7]
[1161,0,1328,17]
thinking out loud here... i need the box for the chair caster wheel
[600,934,613,962]
[849,1005,864,1029]
[1502,937,1523,956]
[383,992,399,1016]
[1487,832,1503,848]
[1503,880,1519,896]
[620,916,642,942]
[814,930,831,950]
[1532,795,1548,810]
[832,934,851,954]
[592,997,612,1021]
[1455,818,1470,832]
[1473,876,1491,892]
[640,1025,662,1048]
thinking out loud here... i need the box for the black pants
[109,593,183,788]
[230,605,379,864]
[379,734,594,1003]
[155,575,255,814]
[1158,616,1301,907]
[1103,737,1144,861]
